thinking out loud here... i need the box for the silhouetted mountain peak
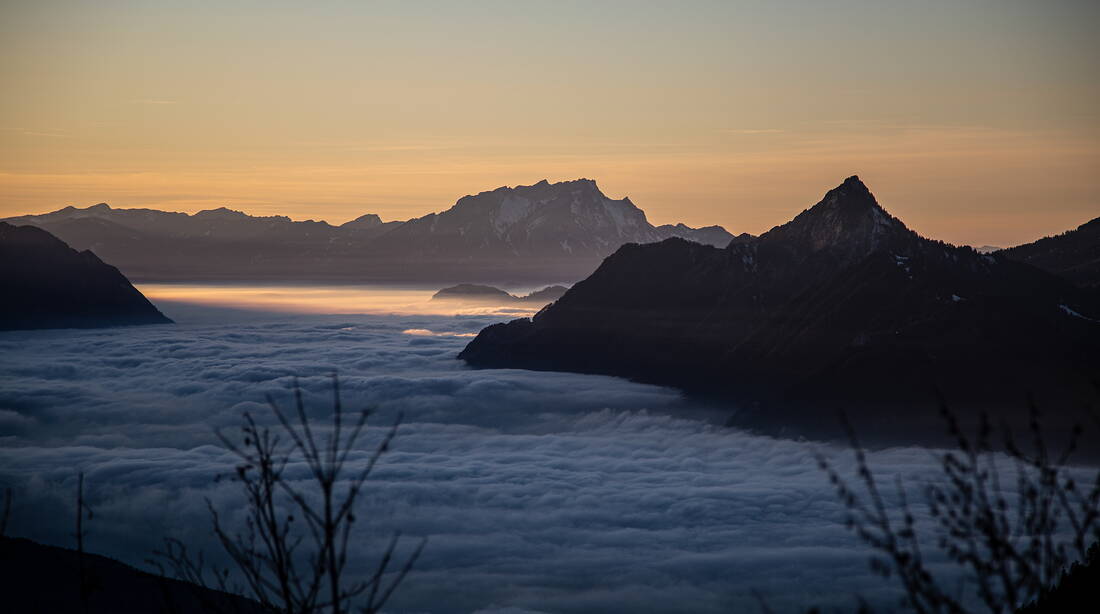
[88,203,111,212]
[513,177,604,200]
[0,221,66,249]
[760,175,913,260]
[341,213,384,228]
[194,206,249,219]
[459,176,1100,433]
[0,222,172,330]
[437,178,652,246]
[795,175,890,226]
[838,174,869,194]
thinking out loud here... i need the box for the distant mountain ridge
[459,177,1100,442]
[0,222,172,330]
[3,179,738,283]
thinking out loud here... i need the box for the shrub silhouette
[817,399,1100,613]
[1017,541,1099,613]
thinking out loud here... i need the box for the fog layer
[0,292,1007,612]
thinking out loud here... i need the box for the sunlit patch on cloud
[402,328,477,337]
[138,284,544,318]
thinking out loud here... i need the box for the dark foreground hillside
[0,536,262,613]
[0,222,171,330]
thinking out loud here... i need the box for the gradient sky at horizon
[2,0,1098,246]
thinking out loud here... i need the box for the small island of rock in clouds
[2,2,1099,613]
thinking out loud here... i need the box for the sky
[2,0,1098,246]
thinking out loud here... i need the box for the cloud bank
[0,301,1054,612]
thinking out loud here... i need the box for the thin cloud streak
[722,128,786,134]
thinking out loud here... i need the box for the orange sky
[2,1,1098,247]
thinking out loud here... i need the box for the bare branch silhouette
[817,399,1100,613]
[156,374,424,614]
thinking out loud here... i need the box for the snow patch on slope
[601,200,637,236]
[493,196,535,235]
[1059,304,1098,322]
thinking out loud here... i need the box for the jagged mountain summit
[459,176,1100,442]
[399,179,652,258]
[2,179,737,283]
[0,222,172,330]
[369,178,720,259]
[759,175,919,261]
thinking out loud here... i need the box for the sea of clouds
[0,293,1063,613]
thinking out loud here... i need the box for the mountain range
[459,177,1100,442]
[2,179,740,283]
[0,222,172,330]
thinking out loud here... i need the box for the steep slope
[459,177,1100,438]
[0,223,172,330]
[2,180,736,282]
[1000,216,1100,288]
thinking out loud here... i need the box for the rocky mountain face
[999,216,1100,288]
[0,222,172,330]
[371,179,655,259]
[368,179,736,258]
[459,177,1100,442]
[3,180,736,283]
